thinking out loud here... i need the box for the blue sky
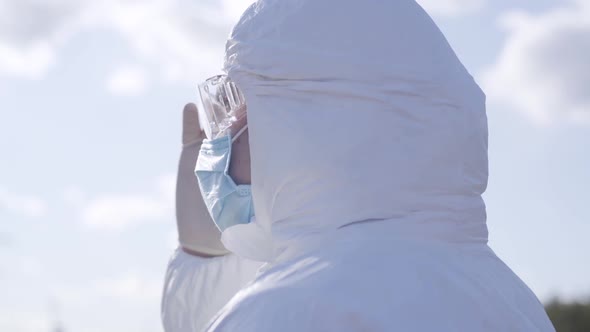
[1,0,589,331]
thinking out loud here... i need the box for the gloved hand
[175,103,229,257]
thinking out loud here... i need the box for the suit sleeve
[162,248,263,332]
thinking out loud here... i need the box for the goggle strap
[231,124,249,143]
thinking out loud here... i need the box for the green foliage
[545,298,590,332]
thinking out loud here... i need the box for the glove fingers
[182,103,206,146]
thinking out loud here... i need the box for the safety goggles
[196,75,247,141]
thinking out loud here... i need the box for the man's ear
[182,103,206,146]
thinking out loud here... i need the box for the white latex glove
[175,103,229,257]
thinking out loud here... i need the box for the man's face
[228,126,251,185]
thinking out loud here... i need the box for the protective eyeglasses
[196,75,247,141]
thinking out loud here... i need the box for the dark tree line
[545,298,590,332]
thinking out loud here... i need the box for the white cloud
[106,65,149,96]
[63,185,86,207]
[0,187,48,218]
[0,0,84,78]
[82,195,167,230]
[0,0,252,81]
[483,1,590,126]
[0,312,51,332]
[221,0,256,21]
[166,230,179,251]
[82,173,174,231]
[156,173,176,202]
[417,0,487,17]
[53,271,162,305]
[97,1,226,82]
[93,273,162,301]
[0,41,55,78]
[49,272,163,332]
[0,0,83,44]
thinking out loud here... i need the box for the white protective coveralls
[162,0,556,331]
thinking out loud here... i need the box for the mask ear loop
[231,124,248,143]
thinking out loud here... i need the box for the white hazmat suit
[162,0,555,331]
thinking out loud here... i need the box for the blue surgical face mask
[194,131,253,232]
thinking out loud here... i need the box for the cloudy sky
[1,0,589,331]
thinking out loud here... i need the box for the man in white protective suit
[162,0,556,331]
